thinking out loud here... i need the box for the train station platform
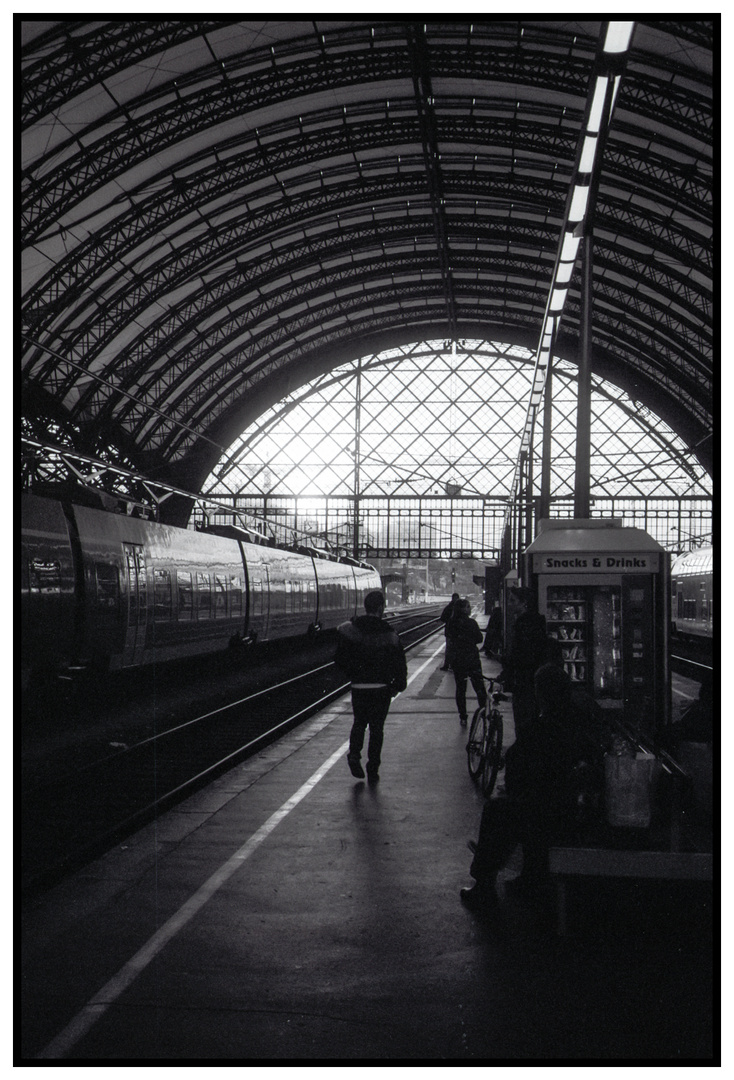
[20,632,714,1062]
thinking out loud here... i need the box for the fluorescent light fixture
[549,288,568,312]
[604,22,633,53]
[568,184,589,222]
[561,232,581,262]
[555,261,573,284]
[588,76,609,133]
[611,74,621,112]
[579,135,597,174]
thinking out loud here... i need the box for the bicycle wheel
[466,707,487,779]
[480,711,504,796]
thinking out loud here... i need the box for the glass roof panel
[203,339,711,502]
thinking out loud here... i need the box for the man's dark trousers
[348,687,392,774]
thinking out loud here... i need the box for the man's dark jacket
[502,610,548,689]
[335,614,408,695]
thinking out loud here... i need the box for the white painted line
[37,637,444,1058]
[407,640,445,684]
[37,740,347,1060]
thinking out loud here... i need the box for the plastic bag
[604,752,658,828]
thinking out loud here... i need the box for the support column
[517,451,527,569]
[539,357,554,520]
[353,360,362,558]
[574,230,593,518]
[525,441,535,550]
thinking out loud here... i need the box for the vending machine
[524,519,670,740]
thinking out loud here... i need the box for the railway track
[670,640,713,680]
[21,607,444,897]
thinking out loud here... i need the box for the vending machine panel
[592,585,623,700]
[622,575,655,735]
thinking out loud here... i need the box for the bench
[548,845,714,935]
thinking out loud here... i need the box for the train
[670,544,713,641]
[21,490,382,678]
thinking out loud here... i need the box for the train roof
[671,546,713,575]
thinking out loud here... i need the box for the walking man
[335,590,408,783]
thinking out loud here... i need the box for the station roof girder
[20,19,714,491]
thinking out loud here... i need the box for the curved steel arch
[21,18,714,502]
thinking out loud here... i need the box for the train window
[29,558,61,595]
[153,568,172,620]
[93,563,119,610]
[285,578,292,613]
[197,572,211,619]
[229,575,243,616]
[251,579,262,615]
[177,571,193,621]
[293,579,302,612]
[214,574,227,618]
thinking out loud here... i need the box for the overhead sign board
[533,553,659,574]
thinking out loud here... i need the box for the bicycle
[466,676,507,796]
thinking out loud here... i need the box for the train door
[122,543,148,666]
[247,561,270,641]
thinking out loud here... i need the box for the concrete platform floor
[20,634,715,1062]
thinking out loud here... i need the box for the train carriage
[21,492,381,678]
[20,493,78,671]
[670,545,713,641]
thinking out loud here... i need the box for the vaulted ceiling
[20,19,714,493]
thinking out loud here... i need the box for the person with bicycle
[499,586,548,739]
[446,598,487,726]
[460,662,600,911]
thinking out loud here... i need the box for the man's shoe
[347,756,365,779]
[459,883,497,911]
[367,770,379,784]
[440,665,450,671]
[459,715,468,726]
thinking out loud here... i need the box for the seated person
[460,663,605,911]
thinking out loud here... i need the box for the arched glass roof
[202,338,710,516]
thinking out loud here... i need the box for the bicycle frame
[466,676,505,796]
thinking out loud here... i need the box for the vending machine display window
[546,586,589,686]
[546,584,623,701]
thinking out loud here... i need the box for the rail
[22,608,445,896]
